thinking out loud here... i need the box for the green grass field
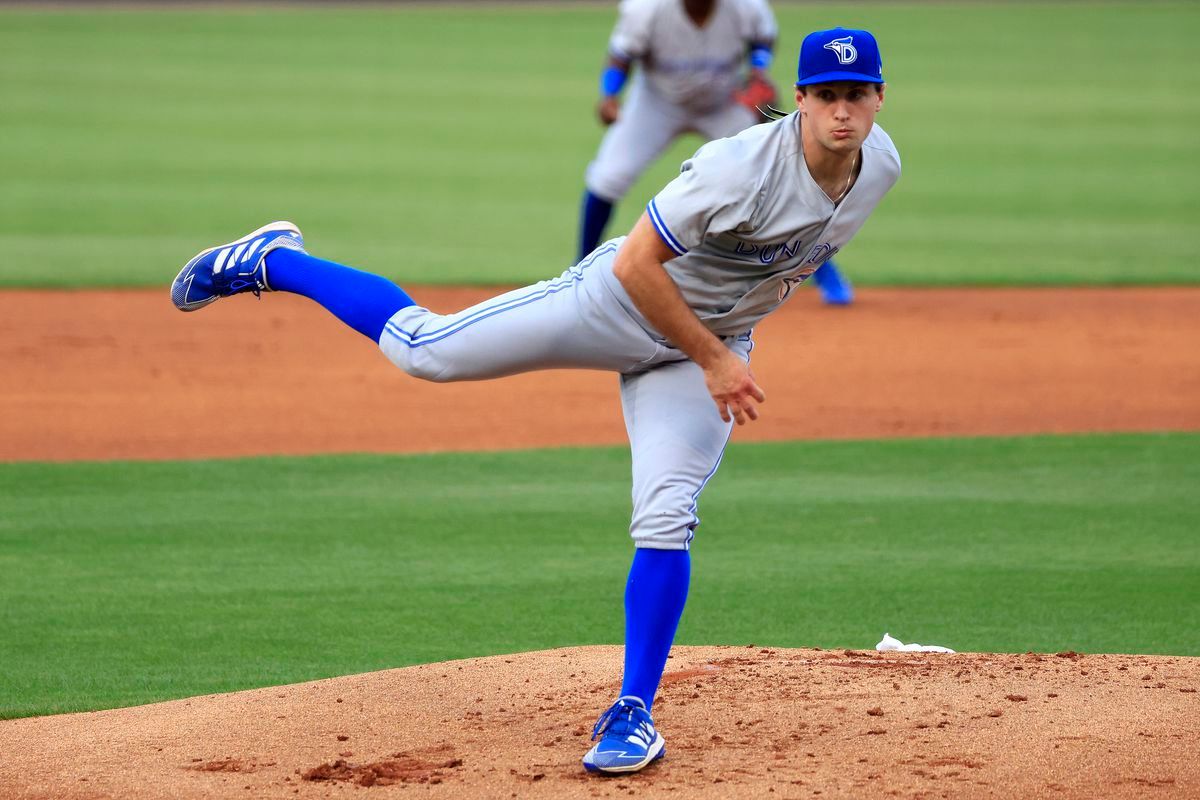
[2,433,1197,719]
[2,2,1197,724]
[2,2,1198,288]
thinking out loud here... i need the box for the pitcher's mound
[2,646,1197,799]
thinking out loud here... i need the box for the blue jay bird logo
[823,36,857,65]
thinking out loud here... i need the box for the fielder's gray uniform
[586,0,778,202]
[381,113,900,549]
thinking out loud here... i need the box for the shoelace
[591,699,650,741]
[225,277,266,298]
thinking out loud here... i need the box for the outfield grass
[1,432,1197,718]
[1,2,1197,288]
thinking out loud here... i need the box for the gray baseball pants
[378,239,753,549]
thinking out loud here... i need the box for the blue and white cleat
[814,260,854,306]
[171,221,306,312]
[582,696,665,775]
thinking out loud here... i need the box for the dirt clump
[302,749,463,786]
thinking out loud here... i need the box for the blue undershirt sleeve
[600,65,628,97]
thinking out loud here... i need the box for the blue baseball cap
[795,27,884,87]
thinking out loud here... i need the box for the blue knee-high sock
[578,190,615,262]
[813,259,843,287]
[619,548,691,711]
[813,259,853,304]
[265,249,415,342]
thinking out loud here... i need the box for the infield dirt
[1,287,1198,461]
[2,286,1198,798]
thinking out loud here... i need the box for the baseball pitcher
[171,27,899,776]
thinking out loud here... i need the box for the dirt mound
[1,287,1198,462]
[1,646,1197,799]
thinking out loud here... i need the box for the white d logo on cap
[823,36,857,65]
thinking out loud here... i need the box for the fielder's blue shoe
[582,696,665,775]
[171,221,306,312]
[814,260,854,306]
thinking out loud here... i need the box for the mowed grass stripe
[1,3,1197,288]
[1,432,1197,718]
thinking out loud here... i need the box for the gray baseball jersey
[610,0,777,114]
[628,112,901,337]
[585,0,777,203]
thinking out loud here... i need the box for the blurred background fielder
[578,0,857,304]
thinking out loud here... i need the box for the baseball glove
[735,72,779,124]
